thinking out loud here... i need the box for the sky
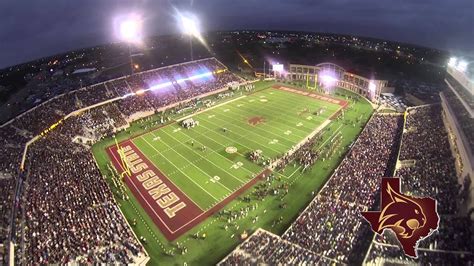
[0,0,473,68]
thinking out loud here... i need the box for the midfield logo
[361,178,439,258]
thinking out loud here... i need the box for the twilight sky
[0,0,473,68]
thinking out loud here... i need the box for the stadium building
[442,57,474,209]
[280,63,386,102]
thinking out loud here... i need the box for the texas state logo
[361,177,440,258]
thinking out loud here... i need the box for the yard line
[226,90,331,126]
[146,133,233,194]
[201,114,295,147]
[140,136,221,201]
[148,119,274,159]
[173,127,257,175]
[212,106,309,139]
[288,165,302,179]
[197,119,283,154]
[158,129,249,183]
[316,124,344,150]
[210,109,305,143]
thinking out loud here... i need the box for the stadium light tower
[179,13,202,61]
[116,15,143,74]
[448,57,457,68]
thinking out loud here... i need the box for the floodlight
[320,74,338,87]
[369,81,376,92]
[448,57,457,67]
[273,64,284,72]
[179,13,203,42]
[457,60,468,72]
[118,16,142,43]
[181,16,199,37]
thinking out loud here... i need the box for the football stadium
[0,5,473,266]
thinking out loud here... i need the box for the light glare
[320,74,338,87]
[119,16,142,43]
[457,60,468,72]
[448,57,457,67]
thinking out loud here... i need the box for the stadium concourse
[0,58,241,264]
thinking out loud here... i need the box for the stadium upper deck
[442,59,474,210]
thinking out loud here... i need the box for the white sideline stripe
[177,95,247,122]
[140,136,220,201]
[146,132,233,194]
[286,166,302,179]
[158,129,247,183]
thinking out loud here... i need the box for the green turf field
[92,80,374,265]
[131,87,340,210]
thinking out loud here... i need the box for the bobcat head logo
[378,183,426,238]
[361,178,439,258]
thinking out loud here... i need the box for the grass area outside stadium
[92,80,373,265]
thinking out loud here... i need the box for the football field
[107,85,346,240]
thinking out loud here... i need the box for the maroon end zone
[107,140,203,240]
[272,85,349,108]
[272,85,349,120]
[107,140,272,241]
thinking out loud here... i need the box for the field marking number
[231,162,244,169]
[210,176,221,183]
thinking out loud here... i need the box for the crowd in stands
[365,105,473,265]
[219,229,333,265]
[0,58,241,264]
[20,116,142,264]
[283,114,403,263]
[221,114,404,264]
[0,125,28,248]
[275,133,322,172]
[76,103,128,140]
[443,88,474,151]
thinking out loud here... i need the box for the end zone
[107,140,203,241]
[107,140,272,241]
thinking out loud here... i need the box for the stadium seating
[364,104,473,264]
[0,58,242,264]
[221,114,404,264]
